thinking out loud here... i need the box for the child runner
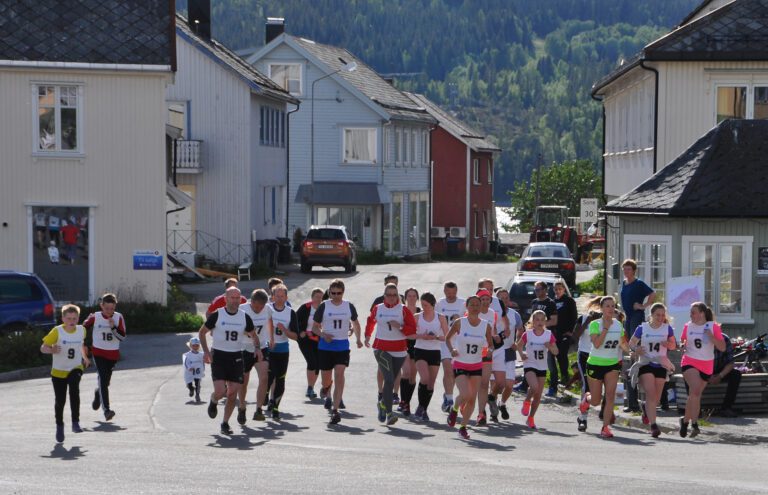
[572,296,602,432]
[413,292,449,421]
[446,295,493,439]
[41,304,90,443]
[578,296,629,438]
[297,288,324,399]
[182,337,205,403]
[679,302,725,438]
[493,288,524,421]
[516,310,558,429]
[83,293,126,421]
[398,287,421,416]
[435,281,465,412]
[266,284,299,420]
[238,289,271,424]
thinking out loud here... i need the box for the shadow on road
[40,444,87,460]
[91,422,127,433]
[381,427,435,440]
[325,423,375,435]
[460,436,515,451]
[241,425,286,441]
[207,434,266,450]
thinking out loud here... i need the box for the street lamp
[310,58,357,224]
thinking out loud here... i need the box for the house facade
[247,26,436,256]
[0,0,175,304]
[406,93,500,254]
[166,13,298,266]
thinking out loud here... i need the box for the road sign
[580,198,598,224]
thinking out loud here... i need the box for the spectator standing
[710,332,741,418]
[620,259,655,412]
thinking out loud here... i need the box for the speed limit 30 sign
[580,198,598,224]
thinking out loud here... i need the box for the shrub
[0,328,48,373]
[576,269,605,295]
[356,250,402,265]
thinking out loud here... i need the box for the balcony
[173,139,202,173]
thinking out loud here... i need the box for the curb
[0,365,49,383]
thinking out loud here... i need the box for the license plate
[318,244,334,250]
[541,264,558,268]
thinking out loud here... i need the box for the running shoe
[253,408,265,421]
[397,400,404,412]
[56,424,65,443]
[579,393,591,415]
[195,391,201,403]
[306,386,315,399]
[458,426,470,439]
[92,389,101,410]
[339,400,346,410]
[237,408,247,426]
[104,409,116,421]
[488,395,499,417]
[545,388,557,398]
[521,400,531,417]
[188,384,195,397]
[690,422,700,438]
[320,387,329,400]
[377,401,387,423]
[220,422,233,435]
[72,422,82,433]
[402,403,411,417]
[440,395,450,412]
[414,405,425,419]
[447,408,458,427]
[444,399,454,413]
[499,404,510,420]
[324,396,332,410]
[679,417,689,438]
[208,396,218,419]
[490,413,499,423]
[651,423,661,438]
[329,410,341,425]
[600,425,614,439]
[476,413,487,426]
[641,402,649,425]
[421,410,430,422]
[577,418,587,432]
[385,413,398,426]
[272,407,280,421]
[392,393,400,405]
[526,416,537,429]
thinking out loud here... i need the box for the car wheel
[300,262,312,274]
[344,259,354,273]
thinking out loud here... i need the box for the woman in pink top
[679,302,725,438]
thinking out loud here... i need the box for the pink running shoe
[458,426,470,439]
[526,416,537,429]
[600,425,614,439]
[579,393,591,415]
[447,408,458,428]
[521,400,531,417]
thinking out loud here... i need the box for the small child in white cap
[183,336,205,402]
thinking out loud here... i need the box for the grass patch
[576,269,605,295]
[356,250,402,265]
[430,252,508,262]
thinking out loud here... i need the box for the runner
[627,302,676,438]
[199,287,256,435]
[398,287,421,416]
[83,293,126,422]
[266,284,299,420]
[297,288,323,398]
[516,310,558,429]
[572,296,602,431]
[435,281,465,413]
[475,289,503,426]
[182,337,205,403]
[312,279,363,425]
[491,288,523,421]
[40,304,90,443]
[446,295,494,440]
[413,292,448,421]
[365,283,416,426]
[206,278,247,318]
[515,281,557,394]
[679,302,725,438]
[550,281,577,397]
[578,296,629,438]
[369,274,405,406]
[239,289,273,423]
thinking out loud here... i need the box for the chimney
[188,0,211,40]
[266,17,285,45]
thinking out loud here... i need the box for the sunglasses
[330,291,343,296]
[385,293,399,297]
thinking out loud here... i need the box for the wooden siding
[0,68,169,303]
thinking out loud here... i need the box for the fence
[167,230,250,266]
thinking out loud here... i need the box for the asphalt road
[1,263,765,494]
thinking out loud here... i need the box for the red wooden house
[406,93,501,255]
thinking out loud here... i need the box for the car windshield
[510,281,559,299]
[0,277,43,303]
[529,247,568,258]
[307,229,345,240]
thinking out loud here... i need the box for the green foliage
[576,269,605,295]
[430,251,502,262]
[81,302,203,335]
[0,329,48,373]
[356,250,402,265]
[505,159,602,232]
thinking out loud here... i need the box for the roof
[176,15,297,104]
[287,36,435,124]
[295,182,390,205]
[602,119,768,217]
[593,0,768,94]
[405,92,501,152]
[0,0,174,67]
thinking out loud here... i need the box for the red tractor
[529,206,603,263]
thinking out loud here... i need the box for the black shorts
[242,351,256,372]
[586,362,622,381]
[35,226,47,233]
[682,364,711,381]
[523,367,547,378]
[413,348,441,367]
[298,337,319,372]
[453,367,482,377]
[639,364,667,379]
[406,340,416,360]
[210,349,244,383]
[318,349,350,370]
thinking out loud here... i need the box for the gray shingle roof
[0,0,173,66]
[602,119,768,217]
[176,15,297,104]
[290,36,435,124]
[405,92,500,152]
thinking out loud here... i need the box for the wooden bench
[237,261,252,281]
[673,372,768,414]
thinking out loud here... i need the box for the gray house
[247,22,436,255]
[602,119,768,337]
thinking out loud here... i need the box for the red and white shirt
[365,301,416,356]
[83,311,126,360]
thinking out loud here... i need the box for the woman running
[516,310,558,429]
[446,295,494,440]
[413,292,448,421]
[398,287,421,416]
[679,302,725,438]
[579,296,629,438]
[296,288,323,399]
[628,302,676,438]
[475,289,501,425]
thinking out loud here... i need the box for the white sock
[446,394,454,402]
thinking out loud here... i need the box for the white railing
[174,140,202,171]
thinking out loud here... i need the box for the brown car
[300,225,357,274]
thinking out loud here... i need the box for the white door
[167,185,195,251]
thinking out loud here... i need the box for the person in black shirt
[549,281,577,397]
[517,281,557,394]
[710,333,741,417]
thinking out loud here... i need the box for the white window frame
[623,234,672,305]
[410,129,417,167]
[268,63,303,96]
[472,158,480,185]
[402,127,410,166]
[712,80,768,124]
[487,160,493,184]
[383,126,392,165]
[681,235,753,324]
[395,128,402,167]
[422,129,430,167]
[32,83,84,156]
[342,127,377,164]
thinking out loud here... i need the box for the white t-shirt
[414,312,443,351]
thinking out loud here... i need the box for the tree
[504,159,602,233]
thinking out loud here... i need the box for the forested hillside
[177,0,699,202]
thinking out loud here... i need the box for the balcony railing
[173,139,202,172]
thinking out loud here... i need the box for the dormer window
[268,63,302,96]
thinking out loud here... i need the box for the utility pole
[535,152,543,208]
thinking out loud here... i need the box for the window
[167,101,187,138]
[391,193,402,253]
[383,126,392,165]
[487,160,493,184]
[715,83,768,123]
[410,129,417,167]
[483,210,489,237]
[472,159,480,185]
[422,129,430,167]
[474,210,480,237]
[343,128,376,164]
[682,236,753,323]
[268,63,302,96]
[394,128,402,166]
[402,127,409,165]
[260,106,286,147]
[263,186,276,225]
[407,192,429,251]
[313,207,369,244]
[624,235,672,306]
[35,84,81,153]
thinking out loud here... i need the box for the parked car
[506,271,570,319]
[0,271,56,332]
[517,242,576,288]
[300,225,358,274]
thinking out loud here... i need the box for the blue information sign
[133,250,163,270]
